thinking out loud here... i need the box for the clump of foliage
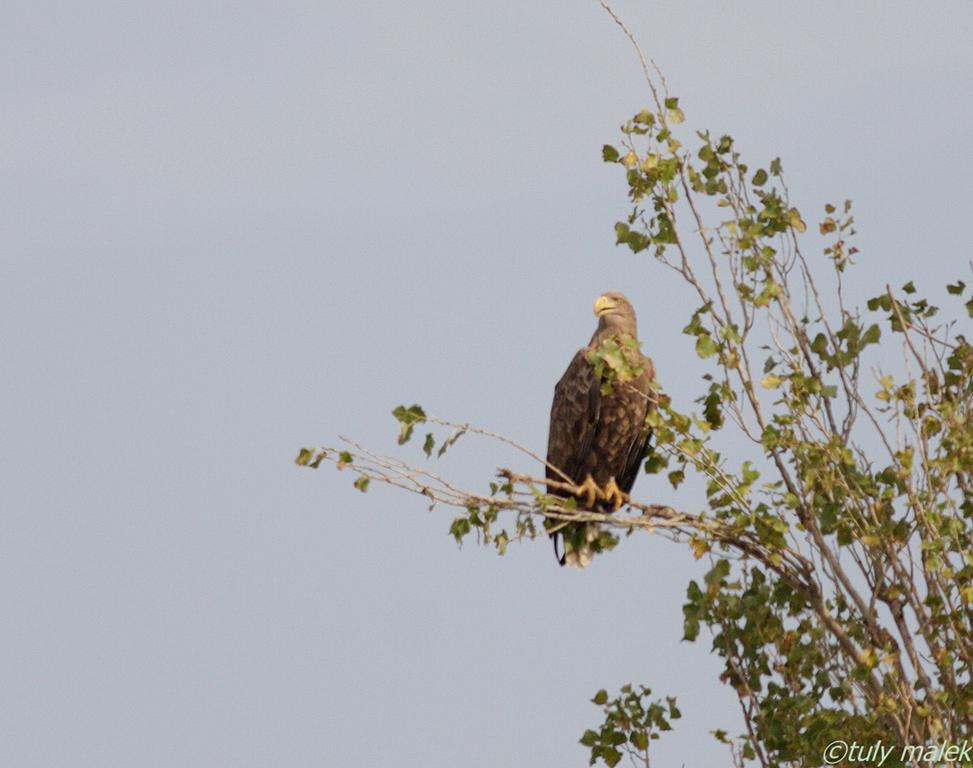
[297,16,973,768]
[580,685,680,767]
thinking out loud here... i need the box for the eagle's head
[593,291,637,332]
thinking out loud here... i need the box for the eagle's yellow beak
[594,295,617,316]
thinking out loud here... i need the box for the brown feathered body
[546,292,656,567]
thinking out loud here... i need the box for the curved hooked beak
[593,295,617,317]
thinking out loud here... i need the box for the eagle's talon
[574,474,601,508]
[572,475,627,511]
[603,478,627,511]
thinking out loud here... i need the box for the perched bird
[545,291,656,567]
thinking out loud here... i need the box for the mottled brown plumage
[546,292,656,567]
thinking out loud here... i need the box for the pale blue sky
[3,2,972,766]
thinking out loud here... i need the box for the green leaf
[947,280,965,295]
[752,169,768,187]
[683,613,700,642]
[643,454,668,474]
[593,689,609,706]
[867,294,891,312]
[718,323,741,343]
[667,107,685,125]
[602,144,620,162]
[601,747,622,767]
[392,403,426,445]
[422,433,435,458]
[295,448,313,466]
[810,332,829,357]
[787,207,807,233]
[353,476,370,493]
[682,310,705,336]
[695,334,719,358]
[449,516,471,544]
[902,280,916,294]
[862,323,881,346]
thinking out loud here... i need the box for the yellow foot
[574,474,601,508]
[602,478,627,511]
[572,475,627,510]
